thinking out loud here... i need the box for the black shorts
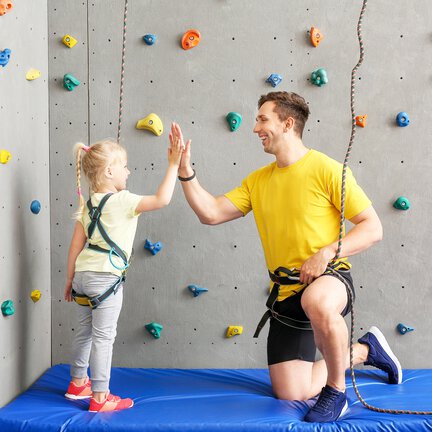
[267,271,355,365]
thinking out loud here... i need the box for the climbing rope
[117,0,129,143]
[332,0,432,416]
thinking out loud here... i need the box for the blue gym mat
[0,364,431,431]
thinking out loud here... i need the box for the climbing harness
[71,193,129,309]
[253,264,350,337]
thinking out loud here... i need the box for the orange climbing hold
[0,0,13,16]
[310,27,324,47]
[356,115,367,128]
[181,29,201,50]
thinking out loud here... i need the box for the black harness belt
[72,275,125,309]
[253,266,312,338]
[253,264,351,338]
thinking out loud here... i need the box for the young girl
[64,134,183,412]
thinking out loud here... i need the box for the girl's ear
[105,165,113,178]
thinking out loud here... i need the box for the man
[171,91,402,422]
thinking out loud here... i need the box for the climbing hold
[62,34,77,48]
[30,290,42,303]
[356,115,367,128]
[63,73,80,91]
[1,300,14,316]
[136,113,164,136]
[308,27,324,47]
[226,326,243,338]
[396,112,410,127]
[266,73,282,88]
[226,112,242,132]
[397,323,414,335]
[144,239,163,255]
[0,0,13,16]
[143,34,157,45]
[393,196,410,211]
[188,284,208,297]
[26,68,41,81]
[181,29,201,50]
[0,48,11,67]
[145,322,163,339]
[0,149,12,164]
[311,68,328,87]
[30,200,41,214]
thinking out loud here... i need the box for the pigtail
[73,142,89,220]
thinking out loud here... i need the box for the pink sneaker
[89,393,134,412]
[65,377,92,400]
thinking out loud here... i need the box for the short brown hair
[258,91,310,137]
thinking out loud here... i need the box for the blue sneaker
[358,326,402,384]
[304,385,348,423]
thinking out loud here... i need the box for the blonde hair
[73,139,127,219]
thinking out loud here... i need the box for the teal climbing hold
[397,323,414,335]
[393,196,410,210]
[145,322,163,339]
[226,112,242,132]
[63,73,80,91]
[311,68,328,87]
[1,300,14,316]
[30,200,41,214]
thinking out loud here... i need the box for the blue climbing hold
[143,34,157,45]
[188,284,208,297]
[396,112,410,127]
[311,68,328,87]
[144,239,163,255]
[30,200,41,214]
[0,48,11,67]
[266,73,282,88]
[397,323,414,335]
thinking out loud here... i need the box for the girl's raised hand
[168,122,185,166]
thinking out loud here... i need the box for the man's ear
[284,117,295,132]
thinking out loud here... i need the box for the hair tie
[77,187,82,197]
[82,145,90,152]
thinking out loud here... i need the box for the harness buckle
[89,207,101,221]
[88,297,100,309]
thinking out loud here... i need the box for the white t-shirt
[75,190,143,276]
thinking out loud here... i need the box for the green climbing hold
[311,68,328,87]
[226,112,242,132]
[145,322,163,339]
[63,73,80,91]
[393,196,410,210]
[1,300,14,316]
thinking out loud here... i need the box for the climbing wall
[0,1,51,407]
[49,0,432,371]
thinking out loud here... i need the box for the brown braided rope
[117,0,128,143]
[332,0,432,416]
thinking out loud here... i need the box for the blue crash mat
[1,364,432,431]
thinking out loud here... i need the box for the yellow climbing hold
[136,114,164,136]
[26,68,41,81]
[62,34,77,48]
[31,290,41,303]
[226,326,243,338]
[0,149,12,164]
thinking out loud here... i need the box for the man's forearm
[323,218,383,261]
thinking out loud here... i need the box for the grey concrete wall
[0,1,51,407]
[50,1,432,370]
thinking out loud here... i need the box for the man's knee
[273,386,310,401]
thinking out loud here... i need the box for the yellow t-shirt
[224,149,372,300]
[75,190,143,277]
